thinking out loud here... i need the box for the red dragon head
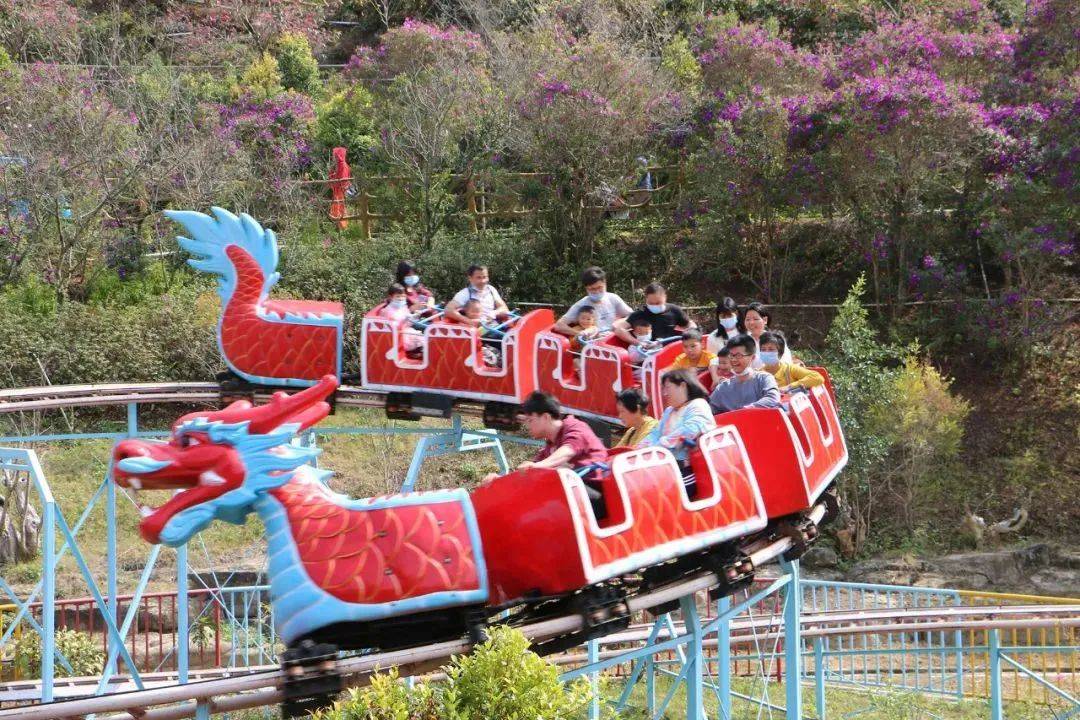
[112,376,338,545]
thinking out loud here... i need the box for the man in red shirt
[482,392,607,483]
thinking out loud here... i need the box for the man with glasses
[708,334,782,413]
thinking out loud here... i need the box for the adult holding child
[394,260,436,314]
[612,282,695,346]
[444,264,510,326]
[553,266,634,336]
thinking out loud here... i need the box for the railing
[304,166,687,237]
[0,585,277,683]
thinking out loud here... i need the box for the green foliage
[824,276,976,551]
[314,87,378,160]
[13,628,104,679]
[238,52,285,99]
[274,32,322,96]
[0,281,220,387]
[660,35,701,91]
[873,357,971,529]
[446,625,595,718]
[315,626,594,720]
[0,45,11,71]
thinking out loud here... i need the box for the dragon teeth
[199,471,227,486]
[139,505,154,518]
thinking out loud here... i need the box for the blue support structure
[715,595,732,720]
[678,594,705,720]
[814,637,826,720]
[401,414,512,492]
[989,629,1003,720]
[781,558,803,720]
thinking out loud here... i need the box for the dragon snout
[112,440,187,489]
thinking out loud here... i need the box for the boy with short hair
[570,306,610,351]
[627,315,661,367]
[671,329,717,370]
[758,331,823,392]
[462,299,504,366]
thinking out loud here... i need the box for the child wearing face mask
[707,297,741,355]
[758,331,823,393]
[627,314,661,380]
[378,283,423,354]
[395,260,436,315]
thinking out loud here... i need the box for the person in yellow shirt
[614,388,659,447]
[671,329,716,370]
[759,331,823,392]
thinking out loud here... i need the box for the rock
[838,544,1080,596]
[802,545,839,569]
[928,544,1053,591]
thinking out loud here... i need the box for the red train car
[718,382,847,519]
[472,423,767,602]
[535,332,683,423]
[360,309,554,404]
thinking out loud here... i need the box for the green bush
[274,32,322,96]
[314,87,378,161]
[824,276,977,553]
[314,626,595,719]
[13,628,104,679]
[237,52,284,99]
[0,281,220,387]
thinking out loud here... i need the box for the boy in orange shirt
[671,329,716,370]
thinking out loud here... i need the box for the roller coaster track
[0,382,452,416]
[4,502,1080,720]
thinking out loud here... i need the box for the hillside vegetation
[0,0,1076,562]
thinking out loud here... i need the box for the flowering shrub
[693,20,825,96]
[216,92,316,181]
[828,16,1016,91]
[346,18,488,81]
[509,33,686,258]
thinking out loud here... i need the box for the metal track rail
[7,602,1075,702]
[0,382,492,418]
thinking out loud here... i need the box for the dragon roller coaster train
[107,207,848,715]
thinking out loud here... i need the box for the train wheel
[280,639,342,719]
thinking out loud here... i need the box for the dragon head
[112,376,338,546]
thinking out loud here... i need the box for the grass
[7,407,534,599]
[198,672,1061,719]
[612,674,1060,719]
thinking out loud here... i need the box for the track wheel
[281,639,342,718]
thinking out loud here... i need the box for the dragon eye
[178,435,201,448]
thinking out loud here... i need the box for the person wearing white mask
[612,282,695,345]
[741,301,793,369]
[707,334,782,413]
[554,266,633,336]
[395,260,436,314]
[707,296,741,355]
[376,283,423,353]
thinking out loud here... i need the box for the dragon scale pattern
[269,478,481,605]
[222,246,340,381]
